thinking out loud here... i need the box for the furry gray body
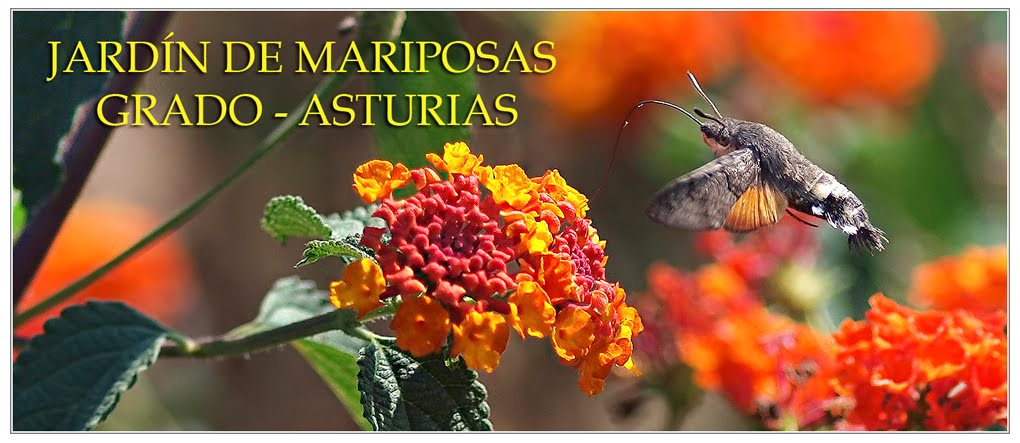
[647,117,888,252]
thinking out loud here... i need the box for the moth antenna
[687,71,723,118]
[785,209,819,228]
[592,100,702,203]
[693,108,724,126]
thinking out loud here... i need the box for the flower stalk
[159,309,369,359]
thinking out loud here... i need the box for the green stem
[13,52,355,329]
[360,300,399,323]
[160,309,353,358]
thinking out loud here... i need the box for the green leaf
[322,203,383,240]
[236,276,370,427]
[260,195,332,244]
[13,188,27,239]
[13,301,169,430]
[13,11,125,218]
[233,276,364,355]
[368,11,477,169]
[293,339,372,431]
[296,237,373,268]
[357,343,492,431]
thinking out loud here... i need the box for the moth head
[695,108,733,149]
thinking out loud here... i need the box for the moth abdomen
[849,224,888,253]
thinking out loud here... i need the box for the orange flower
[16,199,195,338]
[523,253,577,305]
[425,141,484,176]
[329,258,386,318]
[533,169,589,218]
[829,294,1007,430]
[695,263,753,304]
[529,11,737,127]
[390,294,451,357]
[739,11,941,106]
[352,160,411,203]
[639,261,841,429]
[477,164,538,211]
[910,246,1006,316]
[508,279,555,338]
[551,306,595,364]
[451,310,510,373]
[351,143,641,394]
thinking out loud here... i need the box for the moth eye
[718,135,731,146]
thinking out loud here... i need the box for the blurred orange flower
[683,307,837,430]
[739,11,942,106]
[830,294,1007,430]
[909,246,1006,316]
[17,199,195,338]
[640,260,840,430]
[530,11,737,127]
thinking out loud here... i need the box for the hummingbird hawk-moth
[644,72,888,253]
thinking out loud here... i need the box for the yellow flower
[451,311,510,373]
[391,294,451,357]
[535,169,590,218]
[353,160,411,203]
[509,280,556,338]
[478,164,538,211]
[329,258,386,318]
[521,216,554,255]
[425,142,484,176]
[551,306,595,364]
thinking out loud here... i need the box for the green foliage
[13,302,169,431]
[293,340,372,431]
[260,195,333,243]
[237,276,370,426]
[233,276,364,354]
[369,11,477,169]
[13,189,27,239]
[357,343,492,431]
[12,11,125,218]
[262,196,382,267]
[322,204,383,239]
[296,238,373,267]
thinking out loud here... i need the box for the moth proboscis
[642,72,888,253]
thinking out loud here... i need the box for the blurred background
[15,10,1007,430]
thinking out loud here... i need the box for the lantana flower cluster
[331,142,642,395]
[636,222,1008,431]
[637,219,838,430]
[831,294,1007,430]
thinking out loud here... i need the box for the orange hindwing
[724,183,788,232]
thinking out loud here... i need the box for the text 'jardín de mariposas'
[47,35,557,128]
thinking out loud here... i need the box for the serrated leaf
[13,11,125,218]
[260,195,332,244]
[293,339,372,431]
[357,343,492,431]
[369,12,477,169]
[296,237,373,268]
[13,301,169,431]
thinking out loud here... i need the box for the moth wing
[723,182,789,232]
[645,149,761,231]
